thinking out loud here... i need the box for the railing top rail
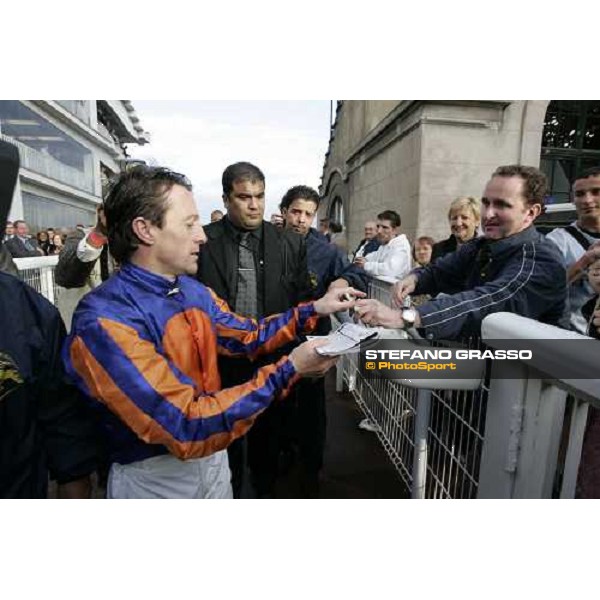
[482,312,600,405]
[14,255,59,270]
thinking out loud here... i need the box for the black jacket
[197,218,313,383]
[198,218,313,315]
[55,229,111,288]
[353,237,380,259]
[431,234,459,263]
[0,272,99,497]
[5,236,41,258]
[0,244,18,276]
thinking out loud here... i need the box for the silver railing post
[560,399,589,499]
[411,388,432,499]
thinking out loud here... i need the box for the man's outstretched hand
[313,286,366,316]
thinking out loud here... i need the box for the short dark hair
[222,162,265,196]
[377,210,401,228]
[329,221,343,234]
[492,165,547,207]
[575,166,600,182]
[280,185,321,211]
[13,219,26,228]
[103,165,192,263]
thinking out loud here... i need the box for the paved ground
[274,371,408,499]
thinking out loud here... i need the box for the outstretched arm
[208,285,363,358]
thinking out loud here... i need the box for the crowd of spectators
[4,219,71,258]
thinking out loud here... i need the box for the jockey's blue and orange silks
[63,262,318,468]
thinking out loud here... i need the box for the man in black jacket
[197,162,313,497]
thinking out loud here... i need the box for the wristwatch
[401,308,418,330]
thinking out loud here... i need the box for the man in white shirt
[546,166,600,334]
[354,210,411,281]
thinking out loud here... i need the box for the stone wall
[320,100,549,251]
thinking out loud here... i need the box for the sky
[125,101,332,223]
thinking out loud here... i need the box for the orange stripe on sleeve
[70,335,281,459]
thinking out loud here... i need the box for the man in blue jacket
[280,185,368,495]
[0,139,99,498]
[355,165,567,340]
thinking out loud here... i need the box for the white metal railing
[478,313,600,499]
[337,277,489,499]
[338,278,600,498]
[14,255,60,304]
[0,133,94,193]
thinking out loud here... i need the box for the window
[541,101,600,204]
[22,192,95,231]
[329,196,345,228]
[0,101,94,192]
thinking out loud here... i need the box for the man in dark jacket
[280,185,368,495]
[0,272,100,498]
[55,206,111,289]
[0,139,99,498]
[356,165,567,341]
[197,162,314,497]
[5,219,44,258]
[352,221,380,260]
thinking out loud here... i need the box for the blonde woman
[431,196,480,262]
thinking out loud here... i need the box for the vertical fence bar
[42,266,55,304]
[411,388,432,499]
[560,399,589,499]
[335,358,344,392]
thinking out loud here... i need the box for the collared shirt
[222,217,265,316]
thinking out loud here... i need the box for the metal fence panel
[338,276,489,498]
[14,255,60,304]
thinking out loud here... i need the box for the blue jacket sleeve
[416,242,567,340]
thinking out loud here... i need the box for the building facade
[0,100,149,230]
[319,100,600,249]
